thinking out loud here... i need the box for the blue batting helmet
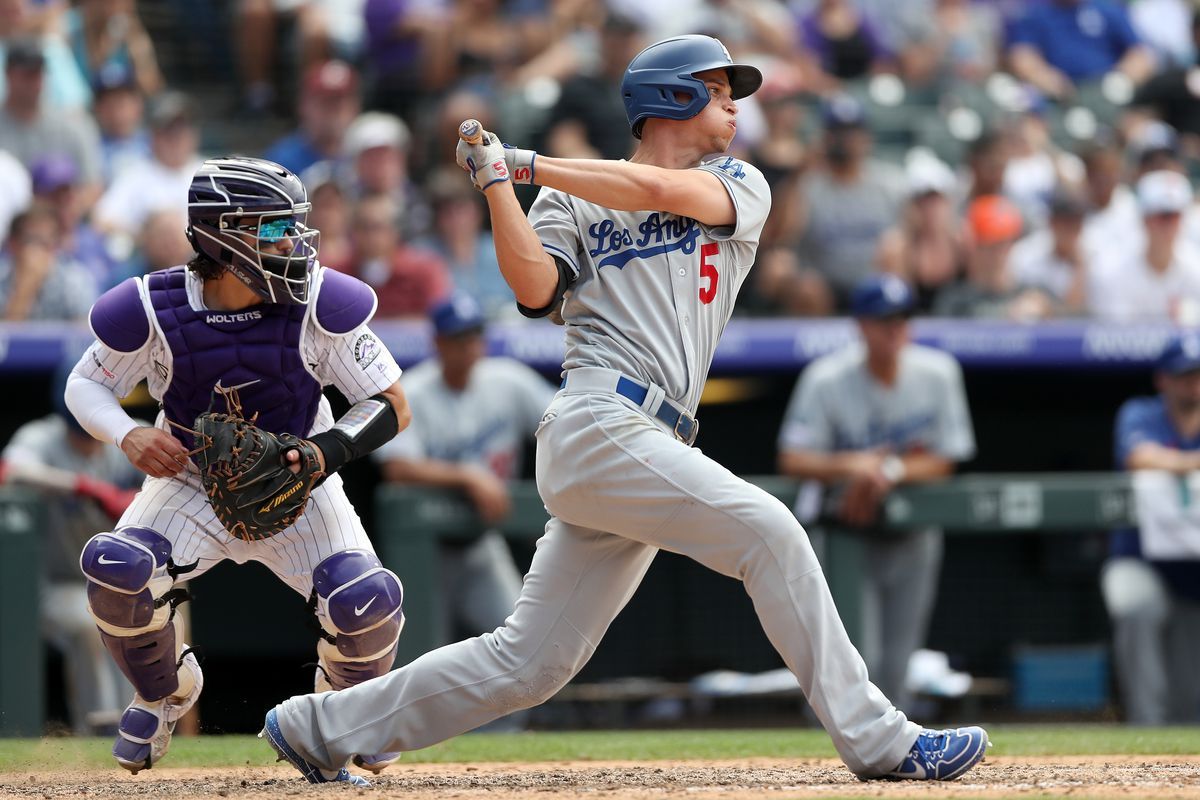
[621,35,762,140]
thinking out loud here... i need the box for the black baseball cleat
[260,707,369,786]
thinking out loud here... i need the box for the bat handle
[458,118,484,145]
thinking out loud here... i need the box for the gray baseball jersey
[375,356,555,480]
[274,154,926,780]
[533,155,771,411]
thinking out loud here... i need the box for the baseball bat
[458,119,484,145]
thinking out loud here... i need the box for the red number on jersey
[699,242,719,305]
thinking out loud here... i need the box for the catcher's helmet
[187,156,319,305]
[621,35,762,140]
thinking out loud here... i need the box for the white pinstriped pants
[115,468,376,597]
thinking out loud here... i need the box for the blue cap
[430,292,485,337]
[850,274,915,318]
[821,93,867,130]
[1156,333,1200,374]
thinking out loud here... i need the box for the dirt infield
[3,756,1200,799]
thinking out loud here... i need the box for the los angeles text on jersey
[588,214,701,270]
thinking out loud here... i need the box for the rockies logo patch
[354,334,380,369]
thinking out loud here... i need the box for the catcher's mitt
[185,388,325,541]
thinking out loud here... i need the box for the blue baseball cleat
[260,707,369,787]
[884,726,989,781]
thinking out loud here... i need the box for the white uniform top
[72,268,403,442]
[1088,240,1200,324]
[530,155,771,413]
[374,357,556,481]
[778,342,975,523]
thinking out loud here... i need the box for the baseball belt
[560,367,699,446]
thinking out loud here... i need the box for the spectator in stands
[30,155,113,289]
[0,146,30,248]
[1006,0,1155,100]
[1081,138,1141,267]
[341,110,431,238]
[92,91,202,239]
[117,209,191,279]
[794,0,895,92]
[1009,188,1090,314]
[1129,0,1194,70]
[777,273,975,714]
[736,245,834,317]
[795,94,907,306]
[89,63,148,185]
[894,0,1001,87]
[0,38,102,207]
[305,164,352,271]
[346,192,449,317]
[417,168,514,321]
[361,0,452,117]
[442,0,555,95]
[1103,334,1200,724]
[64,0,163,96]
[236,0,366,115]
[537,11,642,161]
[1,358,140,735]
[1002,100,1086,227]
[963,128,1011,203]
[934,194,1055,320]
[1089,170,1200,323]
[0,0,91,110]
[876,153,966,311]
[264,59,360,176]
[373,292,553,666]
[747,72,808,249]
[1130,9,1200,139]
[0,202,96,320]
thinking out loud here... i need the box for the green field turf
[2,725,1199,772]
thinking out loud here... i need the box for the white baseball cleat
[112,647,203,774]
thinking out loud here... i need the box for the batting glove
[503,144,537,185]
[455,131,510,191]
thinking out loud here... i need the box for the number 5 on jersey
[699,243,719,305]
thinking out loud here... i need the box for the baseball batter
[264,36,988,784]
[66,157,410,784]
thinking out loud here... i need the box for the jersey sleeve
[1114,398,1159,468]
[309,322,403,404]
[529,188,584,280]
[777,365,835,454]
[932,355,976,461]
[695,156,771,247]
[74,339,152,399]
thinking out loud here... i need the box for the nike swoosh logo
[213,379,261,393]
[354,596,378,616]
[97,554,126,565]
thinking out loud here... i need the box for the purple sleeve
[858,15,893,60]
[315,268,378,334]
[365,0,406,46]
[88,277,150,352]
[799,14,825,57]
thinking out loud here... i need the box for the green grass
[2,725,1199,772]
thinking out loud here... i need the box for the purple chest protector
[146,267,319,453]
[88,266,378,456]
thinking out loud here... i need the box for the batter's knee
[483,623,596,712]
[312,549,404,690]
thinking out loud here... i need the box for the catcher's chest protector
[147,267,321,457]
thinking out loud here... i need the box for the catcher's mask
[187,156,320,305]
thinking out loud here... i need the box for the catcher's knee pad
[311,549,404,690]
[80,527,193,701]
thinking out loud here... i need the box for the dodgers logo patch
[354,333,380,369]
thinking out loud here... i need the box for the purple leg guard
[81,527,185,701]
[313,549,404,690]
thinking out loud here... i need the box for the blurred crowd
[5,0,1200,324]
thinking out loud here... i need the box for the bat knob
[459,119,483,144]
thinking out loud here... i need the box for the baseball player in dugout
[65,156,412,784]
[777,274,977,714]
[262,35,990,785]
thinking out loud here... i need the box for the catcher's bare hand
[121,427,188,478]
[287,444,326,474]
